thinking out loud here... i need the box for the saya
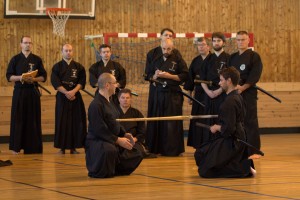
[195,122,265,156]
[194,79,282,103]
[145,75,205,108]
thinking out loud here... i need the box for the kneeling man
[85,73,143,178]
[194,67,256,178]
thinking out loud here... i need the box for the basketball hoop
[46,8,71,37]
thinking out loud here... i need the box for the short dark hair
[160,28,175,35]
[20,35,31,43]
[118,88,132,98]
[195,37,210,45]
[237,31,249,36]
[219,67,240,86]
[99,44,111,51]
[212,32,226,42]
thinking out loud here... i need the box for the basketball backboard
[4,0,95,19]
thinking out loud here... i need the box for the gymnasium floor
[0,134,299,200]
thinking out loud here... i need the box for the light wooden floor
[0,134,300,200]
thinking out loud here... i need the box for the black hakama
[229,49,263,154]
[199,52,230,144]
[194,90,254,178]
[118,106,149,157]
[51,60,87,150]
[144,47,182,119]
[145,49,188,156]
[85,94,143,178]
[184,53,211,148]
[6,52,47,154]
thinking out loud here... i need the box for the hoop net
[47,8,71,37]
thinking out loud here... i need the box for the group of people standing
[185,30,263,156]
[6,27,263,178]
[6,36,143,177]
[145,28,263,177]
[6,37,127,155]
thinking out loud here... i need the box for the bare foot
[12,151,19,155]
[250,167,257,177]
[248,154,261,159]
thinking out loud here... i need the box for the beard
[163,52,172,58]
[221,85,227,93]
[213,46,222,52]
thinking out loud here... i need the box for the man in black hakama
[89,44,126,105]
[144,28,182,125]
[229,31,263,155]
[184,37,211,148]
[117,89,156,158]
[200,32,230,144]
[85,73,143,178]
[6,36,47,154]
[51,44,87,154]
[145,39,188,156]
[195,67,255,178]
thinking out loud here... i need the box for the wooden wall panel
[1,0,300,136]
[1,0,300,86]
[0,83,299,136]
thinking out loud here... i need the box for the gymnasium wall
[0,0,300,136]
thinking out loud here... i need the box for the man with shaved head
[85,73,143,178]
[51,44,87,154]
[145,36,189,156]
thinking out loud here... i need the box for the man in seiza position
[117,88,157,158]
[85,73,143,178]
[194,67,256,178]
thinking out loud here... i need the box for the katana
[144,74,205,107]
[143,73,167,87]
[37,83,51,94]
[82,89,95,98]
[179,90,205,107]
[62,81,96,98]
[130,91,139,96]
[148,77,167,87]
[195,122,264,156]
[254,85,281,103]
[236,138,264,156]
[194,78,282,103]
[116,115,218,122]
[194,79,213,87]
[195,122,210,129]
[194,75,213,86]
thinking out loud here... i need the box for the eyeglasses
[236,39,247,42]
[108,82,118,85]
[22,42,32,44]
[162,34,173,37]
